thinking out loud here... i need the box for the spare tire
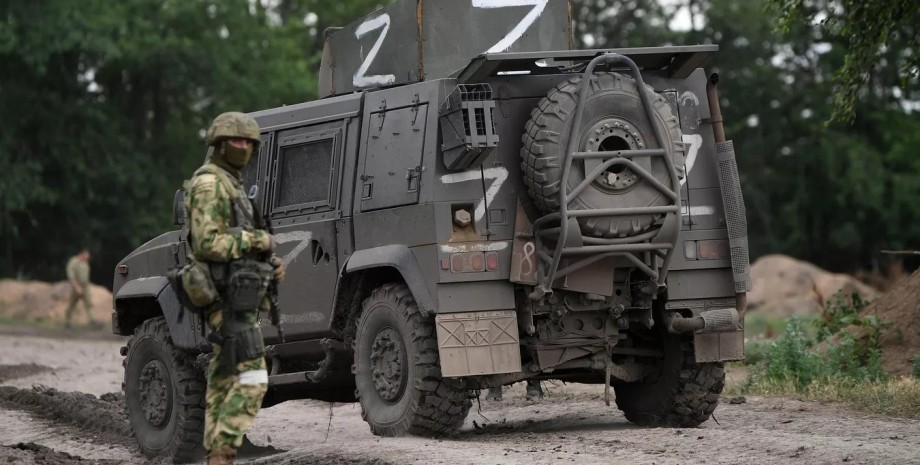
[520,72,684,238]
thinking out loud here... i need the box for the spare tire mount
[529,53,683,298]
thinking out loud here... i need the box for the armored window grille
[240,153,260,198]
[274,139,334,208]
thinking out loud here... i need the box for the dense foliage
[1,0,919,287]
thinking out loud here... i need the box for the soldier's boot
[207,445,236,465]
[525,381,543,400]
[485,387,503,401]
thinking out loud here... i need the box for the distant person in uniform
[486,380,544,401]
[65,249,95,329]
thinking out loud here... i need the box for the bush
[816,292,887,351]
[913,353,920,379]
[736,295,920,417]
[744,294,887,387]
[762,317,822,387]
[742,339,771,366]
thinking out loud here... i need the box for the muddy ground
[1,329,919,465]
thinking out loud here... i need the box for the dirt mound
[0,385,132,444]
[861,269,920,375]
[0,279,112,325]
[748,255,878,318]
[0,442,124,465]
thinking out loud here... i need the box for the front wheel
[353,283,471,436]
[123,317,206,463]
[614,332,724,427]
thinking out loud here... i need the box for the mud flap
[435,310,522,377]
[694,330,744,362]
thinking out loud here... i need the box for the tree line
[1,0,918,287]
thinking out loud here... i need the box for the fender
[114,277,208,350]
[343,244,436,314]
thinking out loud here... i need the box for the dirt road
[1,330,919,465]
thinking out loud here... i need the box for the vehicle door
[263,121,348,342]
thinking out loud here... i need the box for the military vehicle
[112,0,750,462]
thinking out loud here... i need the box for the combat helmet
[205,112,260,146]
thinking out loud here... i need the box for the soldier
[186,112,285,465]
[65,249,95,329]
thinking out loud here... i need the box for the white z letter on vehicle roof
[353,14,395,88]
[473,0,549,53]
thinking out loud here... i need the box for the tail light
[448,251,500,273]
[684,239,731,260]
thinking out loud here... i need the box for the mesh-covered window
[275,139,334,208]
[241,156,260,199]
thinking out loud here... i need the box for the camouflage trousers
[65,286,92,324]
[204,309,267,454]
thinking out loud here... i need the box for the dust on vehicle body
[111,0,750,462]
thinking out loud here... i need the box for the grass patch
[733,376,920,419]
[736,293,920,418]
[744,311,819,340]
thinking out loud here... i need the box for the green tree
[767,0,920,122]
[697,0,920,269]
[0,0,377,286]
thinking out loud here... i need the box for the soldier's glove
[270,256,286,283]
[251,231,276,253]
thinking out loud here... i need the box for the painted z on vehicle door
[266,120,348,341]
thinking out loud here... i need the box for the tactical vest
[178,163,271,312]
[185,163,260,239]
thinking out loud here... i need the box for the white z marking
[472,0,549,53]
[680,134,703,186]
[440,167,508,223]
[353,14,395,88]
[273,230,313,265]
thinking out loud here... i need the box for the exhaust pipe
[665,308,739,334]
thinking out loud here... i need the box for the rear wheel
[614,331,724,427]
[123,317,206,463]
[353,283,471,436]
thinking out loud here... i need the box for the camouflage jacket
[66,256,90,287]
[185,163,270,263]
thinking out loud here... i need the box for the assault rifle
[250,185,285,343]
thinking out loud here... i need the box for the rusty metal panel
[436,310,522,377]
[318,0,572,97]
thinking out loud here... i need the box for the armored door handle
[406,167,420,192]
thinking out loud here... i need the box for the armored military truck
[112,0,750,462]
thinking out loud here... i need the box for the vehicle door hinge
[410,93,421,126]
[377,99,388,131]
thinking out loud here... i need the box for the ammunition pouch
[226,259,272,313]
[208,324,266,375]
[179,260,221,309]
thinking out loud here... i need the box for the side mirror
[173,189,186,226]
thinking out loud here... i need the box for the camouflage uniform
[65,254,92,326]
[186,112,276,463]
